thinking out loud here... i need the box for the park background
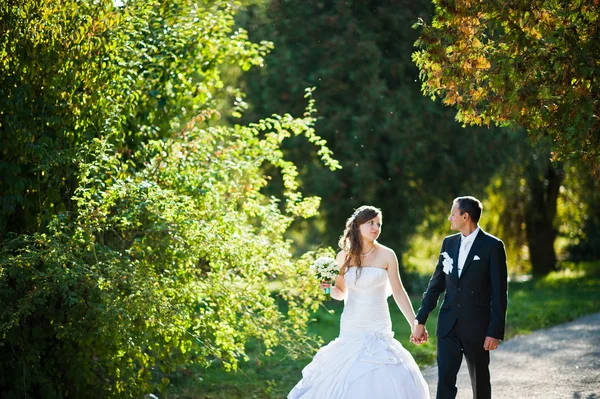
[1,0,599,398]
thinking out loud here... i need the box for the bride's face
[359,215,381,243]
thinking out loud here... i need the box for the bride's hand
[319,281,332,291]
[411,324,428,344]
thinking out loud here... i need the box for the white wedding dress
[288,266,430,399]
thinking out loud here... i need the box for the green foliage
[413,0,600,167]
[483,171,530,275]
[0,0,340,396]
[240,0,512,262]
[482,140,600,276]
[1,110,336,396]
[0,0,128,232]
[482,136,565,276]
[119,0,274,146]
[505,266,600,336]
[0,0,273,234]
[562,163,600,261]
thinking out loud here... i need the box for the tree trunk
[525,158,564,277]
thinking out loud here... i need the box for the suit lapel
[460,229,485,278]
[451,235,461,282]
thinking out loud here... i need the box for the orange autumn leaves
[413,0,599,166]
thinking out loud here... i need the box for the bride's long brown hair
[338,205,382,277]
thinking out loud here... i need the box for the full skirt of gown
[288,266,430,399]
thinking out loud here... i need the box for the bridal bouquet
[311,256,339,294]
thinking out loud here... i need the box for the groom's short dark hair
[454,196,482,224]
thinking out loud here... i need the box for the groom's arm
[415,239,448,325]
[487,239,508,340]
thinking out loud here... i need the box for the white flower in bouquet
[311,256,339,280]
[311,256,339,293]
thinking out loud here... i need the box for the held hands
[410,324,429,345]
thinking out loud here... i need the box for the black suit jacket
[416,229,508,342]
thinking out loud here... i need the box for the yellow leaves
[455,107,484,127]
[443,91,459,106]
[471,86,486,102]
[458,22,478,37]
[544,103,559,113]
[530,28,542,40]
[461,60,471,72]
[538,10,553,24]
[483,114,493,125]
[476,55,491,70]
[520,24,542,40]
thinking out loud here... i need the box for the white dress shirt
[457,227,480,278]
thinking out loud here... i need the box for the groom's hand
[411,324,428,345]
[483,336,499,351]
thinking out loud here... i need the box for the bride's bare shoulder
[375,242,396,256]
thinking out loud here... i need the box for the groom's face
[448,203,466,231]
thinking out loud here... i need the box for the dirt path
[421,312,600,399]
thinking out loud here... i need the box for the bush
[1,112,337,396]
[0,0,340,396]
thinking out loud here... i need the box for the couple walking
[288,196,508,399]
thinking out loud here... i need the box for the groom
[412,196,508,399]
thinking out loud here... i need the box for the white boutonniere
[440,252,453,275]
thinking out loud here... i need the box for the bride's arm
[329,251,347,301]
[386,249,417,328]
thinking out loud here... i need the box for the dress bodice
[340,267,393,338]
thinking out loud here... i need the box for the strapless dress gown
[288,266,430,399]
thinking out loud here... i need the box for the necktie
[458,238,473,278]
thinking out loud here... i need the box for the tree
[523,150,564,276]
[0,0,338,396]
[413,0,600,168]
[564,161,600,262]
[475,133,564,276]
[240,0,512,263]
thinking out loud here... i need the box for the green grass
[163,264,600,399]
[504,264,600,338]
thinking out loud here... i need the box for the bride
[288,205,430,399]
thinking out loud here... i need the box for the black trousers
[436,322,491,399]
